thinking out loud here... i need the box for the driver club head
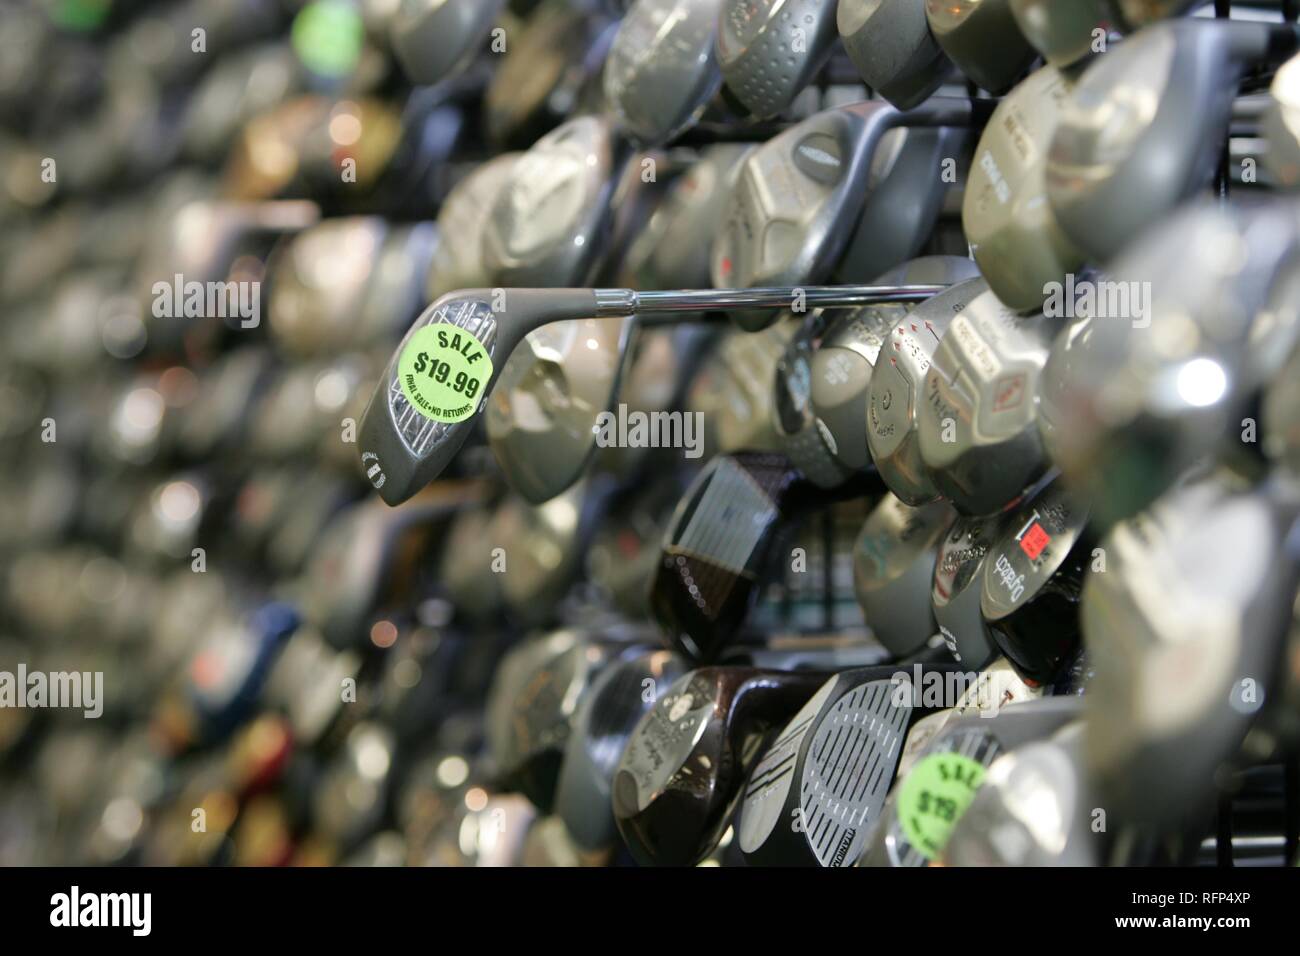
[604,0,725,147]
[1008,0,1110,70]
[716,0,841,120]
[979,478,1093,687]
[918,288,1060,517]
[482,115,627,288]
[713,98,975,331]
[838,0,953,110]
[1037,201,1300,529]
[650,452,814,662]
[962,64,1084,313]
[858,696,1084,866]
[612,666,828,865]
[924,0,1036,94]
[932,513,1007,667]
[810,256,983,479]
[1265,52,1300,190]
[426,153,522,303]
[737,663,965,866]
[486,315,635,504]
[940,721,1094,865]
[1046,19,1300,263]
[866,277,989,504]
[1081,474,1300,831]
[554,648,688,850]
[853,493,955,657]
[390,0,507,86]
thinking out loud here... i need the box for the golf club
[1008,0,1110,69]
[358,282,944,506]
[717,0,841,120]
[924,0,1036,94]
[390,0,508,86]
[612,666,827,865]
[838,0,954,110]
[932,513,1006,667]
[426,153,522,303]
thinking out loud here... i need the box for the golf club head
[357,287,601,504]
[554,648,688,850]
[621,144,753,290]
[932,513,1007,668]
[486,315,635,503]
[962,64,1084,312]
[894,657,1045,778]
[267,217,390,357]
[853,493,954,657]
[1036,201,1300,529]
[838,0,953,110]
[1046,19,1299,263]
[858,696,1084,865]
[773,309,853,489]
[180,42,303,163]
[390,0,507,86]
[483,115,626,287]
[1008,0,1109,69]
[866,277,989,503]
[426,153,522,303]
[651,452,823,661]
[737,663,965,866]
[918,288,1060,516]
[686,320,795,456]
[940,721,1094,865]
[1265,52,1300,190]
[980,478,1093,686]
[612,666,828,865]
[924,0,1036,93]
[604,0,724,146]
[1081,474,1300,831]
[717,0,841,120]
[811,256,983,477]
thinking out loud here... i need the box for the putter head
[838,0,952,110]
[1265,52,1300,189]
[554,648,688,850]
[612,667,827,865]
[1046,19,1294,262]
[962,65,1083,312]
[918,289,1059,516]
[932,514,1006,668]
[866,278,988,503]
[1081,475,1299,831]
[924,0,1036,93]
[604,0,724,146]
[858,697,1083,866]
[650,452,811,662]
[482,115,624,287]
[426,153,521,302]
[717,0,841,119]
[980,479,1093,686]
[738,664,965,866]
[940,722,1094,865]
[1037,201,1300,528]
[1008,0,1109,69]
[357,287,599,505]
[811,256,983,477]
[853,493,955,657]
[712,101,904,330]
[390,0,507,85]
[486,316,635,504]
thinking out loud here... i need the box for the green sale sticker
[897,751,987,861]
[398,324,494,424]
